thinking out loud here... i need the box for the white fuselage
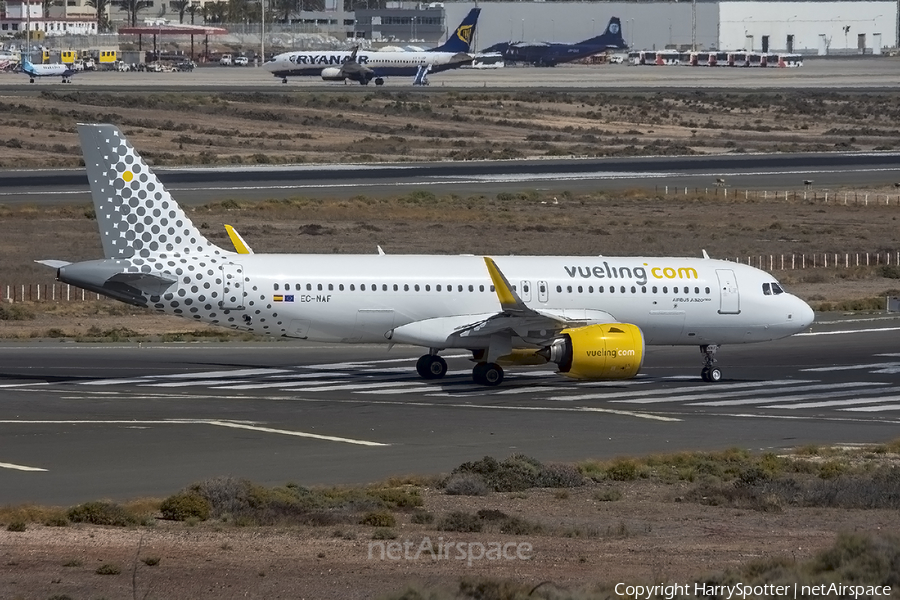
[265,50,468,79]
[187,254,812,347]
[25,62,70,77]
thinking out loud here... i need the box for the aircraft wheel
[701,367,710,382]
[473,362,503,386]
[708,367,722,383]
[416,355,431,378]
[416,355,447,380]
[375,78,384,86]
[30,78,35,83]
[426,356,447,379]
[281,77,287,84]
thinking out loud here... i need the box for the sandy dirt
[2,482,897,600]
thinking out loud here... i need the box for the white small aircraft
[40,124,814,386]
[21,58,77,83]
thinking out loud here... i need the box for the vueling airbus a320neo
[40,125,814,386]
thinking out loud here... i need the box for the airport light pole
[691,0,697,51]
[260,0,265,66]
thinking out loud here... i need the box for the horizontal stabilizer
[108,272,177,295]
[35,259,72,269]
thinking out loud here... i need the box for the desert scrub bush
[142,557,161,566]
[444,473,489,496]
[67,501,138,526]
[359,510,396,528]
[6,520,26,532]
[411,511,434,525]
[604,458,642,481]
[160,492,211,522]
[370,487,423,509]
[594,488,623,502]
[0,304,35,321]
[448,454,581,493]
[95,563,121,575]
[436,511,483,533]
[371,528,398,540]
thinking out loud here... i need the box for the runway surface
[4,151,900,205]
[1,314,899,505]
[1,56,897,92]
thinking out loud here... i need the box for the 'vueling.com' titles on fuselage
[564,262,700,286]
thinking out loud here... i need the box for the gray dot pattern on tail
[95,129,250,322]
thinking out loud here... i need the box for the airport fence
[654,186,900,206]
[3,284,107,304]
[3,251,899,304]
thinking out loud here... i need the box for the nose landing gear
[700,344,722,382]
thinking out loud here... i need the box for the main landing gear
[700,344,722,382]
[473,362,504,386]
[414,351,504,386]
[416,352,447,379]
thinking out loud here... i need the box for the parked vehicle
[234,56,249,66]
[220,53,233,66]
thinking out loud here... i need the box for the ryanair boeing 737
[40,124,814,386]
[265,8,480,85]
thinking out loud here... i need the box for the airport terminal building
[444,1,897,55]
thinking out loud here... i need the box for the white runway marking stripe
[797,326,900,337]
[307,355,469,370]
[80,378,156,386]
[356,386,434,395]
[840,401,900,412]
[206,421,388,446]
[294,381,425,392]
[0,461,48,472]
[152,368,292,379]
[494,386,568,395]
[690,384,890,407]
[558,380,810,402]
[761,392,900,409]
[141,379,254,388]
[0,419,387,446]
[802,362,900,372]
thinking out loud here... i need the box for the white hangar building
[442,1,897,55]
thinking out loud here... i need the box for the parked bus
[777,53,803,67]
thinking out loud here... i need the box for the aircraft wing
[390,257,615,348]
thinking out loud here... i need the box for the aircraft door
[520,281,532,302]
[715,269,740,314]
[220,263,245,310]
[538,280,549,303]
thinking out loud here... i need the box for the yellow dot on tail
[122,171,133,183]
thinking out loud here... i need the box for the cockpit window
[763,282,785,296]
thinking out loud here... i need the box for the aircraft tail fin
[580,17,627,49]
[77,123,228,260]
[432,8,480,53]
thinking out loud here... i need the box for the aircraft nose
[794,298,815,331]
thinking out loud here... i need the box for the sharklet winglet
[225,225,254,254]
[484,257,527,313]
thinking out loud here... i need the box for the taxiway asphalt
[1,56,898,92]
[4,151,900,205]
[1,314,899,505]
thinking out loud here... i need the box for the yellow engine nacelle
[540,323,645,380]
